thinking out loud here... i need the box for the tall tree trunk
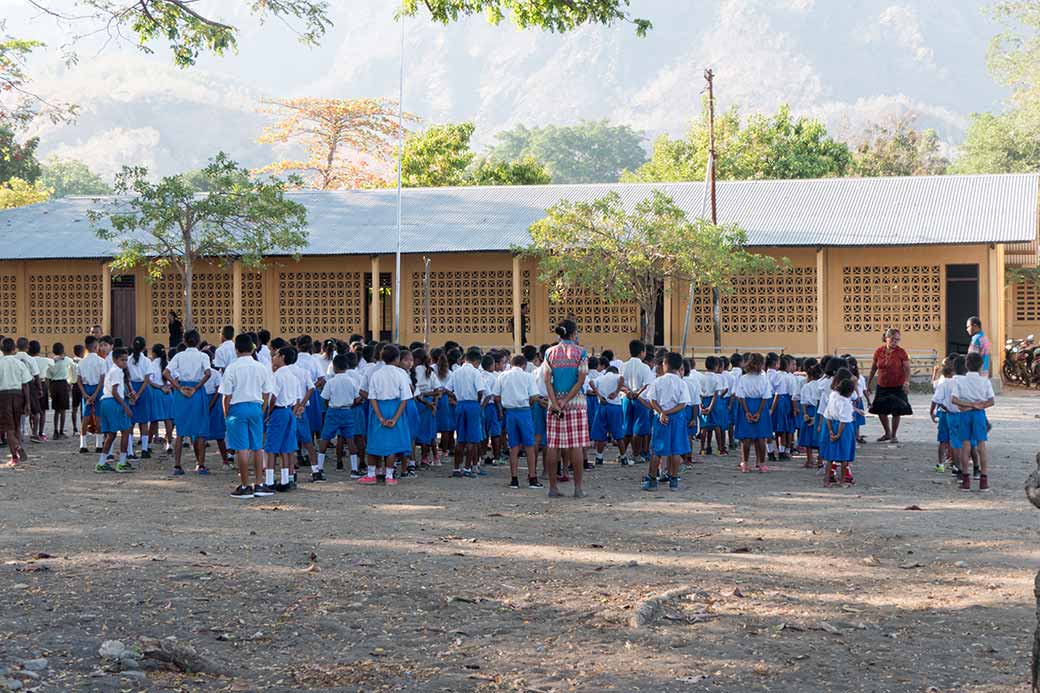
[712,286,722,352]
[182,256,195,332]
[641,288,658,348]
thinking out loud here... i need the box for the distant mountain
[11,0,1007,179]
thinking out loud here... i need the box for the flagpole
[394,8,405,343]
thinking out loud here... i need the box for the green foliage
[850,118,949,177]
[402,122,476,187]
[88,153,308,329]
[0,125,41,183]
[470,155,551,185]
[39,158,111,197]
[1007,266,1040,287]
[952,109,1040,174]
[488,120,647,183]
[523,190,778,342]
[0,35,45,124]
[622,104,851,183]
[987,1,1040,110]
[0,177,50,209]
[400,0,651,35]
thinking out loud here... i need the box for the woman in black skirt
[867,328,913,444]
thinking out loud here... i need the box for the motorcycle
[1004,334,1038,386]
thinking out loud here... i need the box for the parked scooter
[1004,334,1039,386]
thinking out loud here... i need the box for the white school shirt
[14,351,39,377]
[582,369,599,395]
[127,354,152,382]
[524,362,537,374]
[272,366,304,407]
[168,348,211,382]
[952,372,995,411]
[101,366,127,399]
[219,356,274,405]
[609,359,624,371]
[823,392,854,423]
[257,344,272,367]
[734,372,774,399]
[813,377,833,410]
[213,340,236,369]
[494,367,538,409]
[287,364,313,405]
[149,359,167,386]
[481,369,498,404]
[531,364,549,398]
[316,354,334,376]
[321,372,360,408]
[652,372,690,411]
[415,367,441,395]
[698,371,716,398]
[597,372,624,405]
[767,369,788,395]
[295,352,322,384]
[203,369,222,395]
[452,362,484,402]
[366,364,412,401]
[684,371,703,406]
[360,361,383,392]
[78,352,107,386]
[0,355,32,391]
[791,374,806,401]
[397,366,414,400]
[714,371,730,395]
[931,377,955,412]
[799,380,817,408]
[621,358,651,393]
[33,356,53,380]
[854,375,867,401]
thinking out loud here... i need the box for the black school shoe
[253,484,275,497]
[311,470,328,483]
[230,485,255,499]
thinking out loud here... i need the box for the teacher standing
[167,311,184,348]
[543,319,590,499]
[867,328,913,444]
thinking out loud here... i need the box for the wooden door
[111,275,136,345]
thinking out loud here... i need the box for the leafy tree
[401,122,476,187]
[524,190,776,344]
[22,1,332,68]
[88,153,308,331]
[850,117,948,177]
[488,120,647,183]
[622,105,851,182]
[39,158,111,197]
[0,177,49,209]
[257,97,417,190]
[400,0,651,35]
[470,155,551,185]
[0,125,40,183]
[952,110,1040,173]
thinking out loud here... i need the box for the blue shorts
[264,407,297,454]
[306,388,323,434]
[591,404,624,443]
[295,414,311,446]
[505,407,535,448]
[207,399,227,440]
[81,383,99,418]
[625,399,652,436]
[414,397,437,445]
[455,400,483,444]
[685,404,699,437]
[100,397,130,434]
[936,409,950,443]
[482,402,502,438]
[950,409,988,449]
[651,413,692,457]
[226,402,263,451]
[436,394,455,432]
[320,407,354,441]
[532,402,547,442]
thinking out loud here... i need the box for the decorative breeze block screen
[841,265,942,333]
[240,271,265,332]
[412,270,517,335]
[687,267,818,333]
[0,275,17,334]
[29,273,103,334]
[548,289,639,334]
[278,272,362,335]
[151,272,233,336]
[1015,282,1040,322]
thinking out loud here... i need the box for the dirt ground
[1,390,1039,692]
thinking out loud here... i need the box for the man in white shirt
[951,352,995,492]
[220,334,275,498]
[493,355,542,489]
[212,325,237,371]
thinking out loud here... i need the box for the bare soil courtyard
[0,391,1038,692]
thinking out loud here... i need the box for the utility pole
[706,67,722,352]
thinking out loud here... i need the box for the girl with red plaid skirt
[542,320,591,499]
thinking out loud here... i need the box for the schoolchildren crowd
[0,324,997,498]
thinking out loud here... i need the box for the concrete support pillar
[101,262,112,336]
[231,260,243,333]
[989,244,1005,380]
[15,261,29,338]
[815,248,828,355]
[663,277,673,348]
[512,255,522,352]
[370,255,381,340]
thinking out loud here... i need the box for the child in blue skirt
[127,337,154,459]
[265,346,304,492]
[768,354,797,461]
[644,352,692,491]
[797,360,821,469]
[163,330,212,476]
[204,364,229,467]
[479,353,501,473]
[148,344,174,455]
[399,348,420,476]
[362,345,412,486]
[822,377,857,487]
[97,348,135,474]
[734,353,774,473]
[412,349,440,467]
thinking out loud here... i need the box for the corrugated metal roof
[0,173,1035,260]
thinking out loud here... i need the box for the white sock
[118,452,127,464]
[280,468,290,485]
[595,453,603,461]
[350,454,359,471]
[265,468,274,486]
[95,434,103,448]
[141,435,149,451]
[97,452,107,465]
[127,437,135,455]
[317,452,326,470]
[779,445,786,453]
[80,435,87,448]
[767,442,775,453]
[385,466,395,479]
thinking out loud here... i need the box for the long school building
[0,174,1036,377]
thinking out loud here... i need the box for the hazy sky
[3,0,1010,177]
